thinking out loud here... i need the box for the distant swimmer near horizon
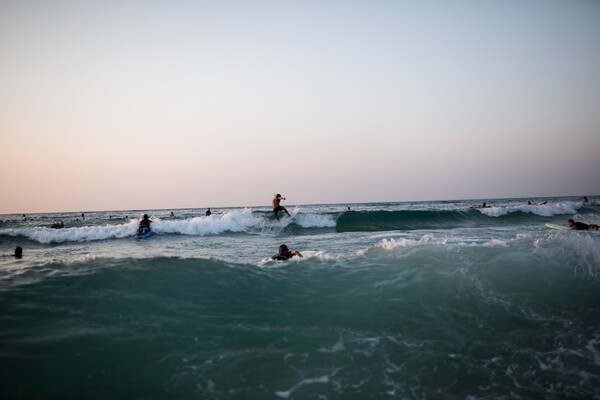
[470,202,488,209]
[14,246,22,259]
[567,219,600,231]
[206,208,212,216]
[272,194,291,221]
[271,244,303,261]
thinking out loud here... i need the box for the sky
[1,0,599,214]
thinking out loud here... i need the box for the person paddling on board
[528,200,547,205]
[470,202,488,209]
[272,194,291,221]
[137,214,152,234]
[567,219,600,231]
[271,244,303,261]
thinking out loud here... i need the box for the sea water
[1,197,599,399]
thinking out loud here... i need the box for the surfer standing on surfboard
[272,194,291,221]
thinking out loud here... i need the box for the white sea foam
[564,234,600,278]
[317,340,345,353]
[480,201,581,218]
[584,337,600,367]
[0,209,270,243]
[359,233,523,257]
[20,207,335,244]
[356,235,435,256]
[293,212,336,228]
[378,235,434,250]
[482,239,508,247]
[275,372,336,399]
[535,231,600,278]
[0,221,139,244]
[153,208,263,235]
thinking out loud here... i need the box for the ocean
[1,197,599,399]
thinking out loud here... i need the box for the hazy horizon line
[2,194,593,217]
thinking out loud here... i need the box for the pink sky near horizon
[1,1,599,214]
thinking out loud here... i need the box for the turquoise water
[1,197,600,399]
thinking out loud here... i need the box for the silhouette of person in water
[14,246,22,259]
[51,221,64,229]
[137,214,152,234]
[528,201,547,205]
[272,194,291,221]
[567,219,600,231]
[206,208,212,216]
[271,244,303,261]
[470,202,488,209]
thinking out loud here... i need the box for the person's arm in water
[289,250,303,258]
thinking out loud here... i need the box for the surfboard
[545,223,564,230]
[274,208,299,222]
[135,230,154,239]
[289,208,300,220]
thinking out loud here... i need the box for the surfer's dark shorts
[273,206,287,214]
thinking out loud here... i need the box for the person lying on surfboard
[272,194,291,221]
[271,244,303,261]
[470,202,488,209]
[137,214,152,234]
[567,219,600,231]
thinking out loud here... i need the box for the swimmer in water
[567,219,600,231]
[271,244,303,261]
[470,202,488,209]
